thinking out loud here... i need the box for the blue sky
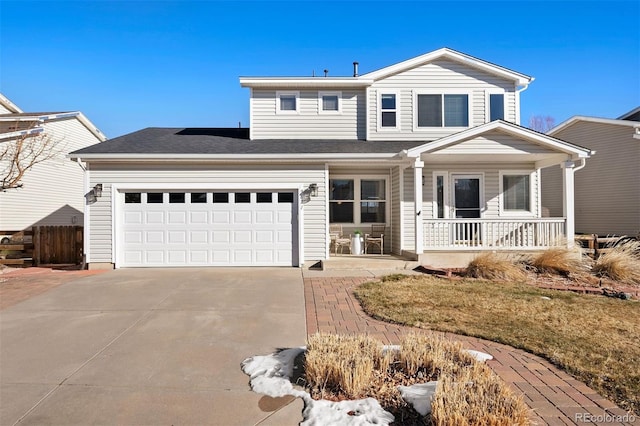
[1,1,638,138]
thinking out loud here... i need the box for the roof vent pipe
[324,69,328,77]
[353,61,359,77]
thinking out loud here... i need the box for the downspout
[515,79,533,125]
[76,158,89,268]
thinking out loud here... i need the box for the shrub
[593,239,640,284]
[465,252,527,281]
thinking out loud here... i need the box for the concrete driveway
[1,268,306,425]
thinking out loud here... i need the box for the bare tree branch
[1,122,65,191]
[529,115,556,133]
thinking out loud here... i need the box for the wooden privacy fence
[0,226,83,266]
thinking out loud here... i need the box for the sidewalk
[304,276,635,426]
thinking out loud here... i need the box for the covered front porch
[400,121,592,260]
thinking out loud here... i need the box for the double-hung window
[500,171,533,214]
[319,91,341,113]
[276,91,299,114]
[416,93,469,128]
[379,93,398,128]
[329,177,387,224]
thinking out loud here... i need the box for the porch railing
[424,218,566,249]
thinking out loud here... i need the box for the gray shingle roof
[71,128,426,155]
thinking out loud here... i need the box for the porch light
[309,183,318,197]
[93,184,103,197]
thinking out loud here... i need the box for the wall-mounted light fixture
[93,184,103,197]
[309,183,318,197]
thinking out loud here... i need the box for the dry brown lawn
[354,275,640,414]
[303,333,529,425]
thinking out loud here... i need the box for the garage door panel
[168,231,187,244]
[124,231,142,244]
[168,211,187,224]
[145,251,164,263]
[120,191,296,267]
[212,211,230,224]
[190,211,207,224]
[124,211,143,225]
[234,211,252,224]
[146,211,164,224]
[146,231,164,244]
[190,231,208,244]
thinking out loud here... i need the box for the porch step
[320,255,420,271]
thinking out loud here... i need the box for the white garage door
[119,191,297,267]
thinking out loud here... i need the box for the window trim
[377,91,400,131]
[329,174,389,225]
[485,89,506,123]
[498,170,536,216]
[276,91,300,114]
[432,171,449,219]
[318,91,342,114]
[412,90,472,131]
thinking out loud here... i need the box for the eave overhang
[239,77,373,88]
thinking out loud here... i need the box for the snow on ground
[242,346,493,425]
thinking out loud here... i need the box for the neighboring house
[541,108,640,236]
[0,94,106,237]
[70,48,592,269]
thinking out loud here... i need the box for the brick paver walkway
[304,277,636,426]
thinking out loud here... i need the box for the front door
[452,175,481,218]
[452,175,482,245]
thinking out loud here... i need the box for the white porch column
[561,160,575,248]
[413,159,424,255]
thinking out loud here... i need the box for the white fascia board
[618,106,640,120]
[239,77,373,88]
[406,121,592,158]
[0,126,45,140]
[68,153,404,162]
[0,93,23,113]
[0,112,80,122]
[549,115,640,136]
[76,112,107,141]
[361,48,533,86]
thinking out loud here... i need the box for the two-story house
[70,48,592,269]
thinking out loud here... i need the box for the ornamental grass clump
[592,239,640,284]
[303,333,530,425]
[465,252,527,282]
[528,247,584,276]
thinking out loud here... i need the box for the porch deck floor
[304,277,632,425]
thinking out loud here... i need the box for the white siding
[251,89,366,139]
[434,132,557,155]
[0,118,101,230]
[542,122,640,235]
[87,163,327,264]
[368,59,517,141]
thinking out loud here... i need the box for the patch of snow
[397,381,438,416]
[242,345,494,425]
[466,349,493,362]
[540,296,551,300]
[242,348,395,426]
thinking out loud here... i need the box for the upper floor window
[276,91,299,114]
[380,93,398,128]
[489,93,505,121]
[319,91,341,114]
[416,93,469,128]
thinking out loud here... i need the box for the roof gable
[361,48,532,86]
[405,121,592,159]
[549,116,640,137]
